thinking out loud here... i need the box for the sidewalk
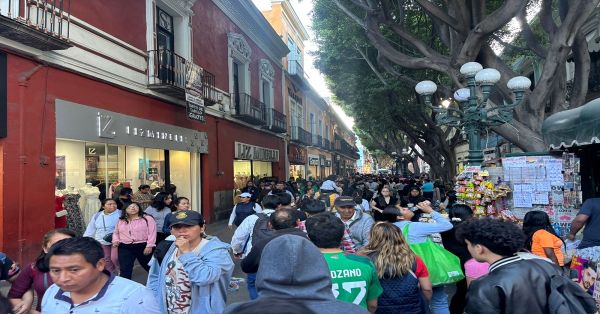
[129,219,250,305]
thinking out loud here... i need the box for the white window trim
[259,59,275,110]
[228,32,252,112]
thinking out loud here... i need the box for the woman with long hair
[523,210,565,266]
[144,192,173,244]
[441,204,474,314]
[360,222,432,314]
[8,228,76,313]
[83,198,121,274]
[112,202,156,279]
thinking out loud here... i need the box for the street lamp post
[415,62,531,166]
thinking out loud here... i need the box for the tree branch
[516,9,547,58]
[569,33,591,109]
[414,0,465,32]
[355,46,388,86]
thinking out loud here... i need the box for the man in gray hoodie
[335,195,374,250]
[223,235,368,314]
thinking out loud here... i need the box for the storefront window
[252,161,272,179]
[57,139,196,207]
[170,151,191,199]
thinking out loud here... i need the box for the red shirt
[8,263,51,311]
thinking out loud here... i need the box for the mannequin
[80,183,101,224]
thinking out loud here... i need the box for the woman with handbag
[83,198,121,274]
[360,222,433,314]
[395,201,456,314]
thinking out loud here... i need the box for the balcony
[323,138,332,150]
[287,59,307,87]
[312,134,323,147]
[233,93,266,125]
[263,108,286,133]
[0,0,72,51]
[148,49,187,98]
[291,126,311,145]
[148,49,217,104]
[335,138,360,160]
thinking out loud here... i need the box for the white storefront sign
[235,141,279,162]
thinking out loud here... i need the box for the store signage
[309,155,320,166]
[186,92,206,123]
[56,99,209,153]
[319,155,326,166]
[235,142,279,162]
[288,145,307,164]
[185,63,204,94]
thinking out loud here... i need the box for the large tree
[313,0,599,152]
[312,3,462,181]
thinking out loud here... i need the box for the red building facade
[0,0,288,262]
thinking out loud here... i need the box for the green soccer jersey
[323,252,383,309]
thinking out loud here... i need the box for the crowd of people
[0,173,598,313]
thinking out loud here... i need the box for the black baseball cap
[334,196,355,207]
[169,210,205,228]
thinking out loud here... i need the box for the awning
[542,98,600,149]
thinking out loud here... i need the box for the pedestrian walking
[523,210,565,266]
[360,222,432,314]
[458,218,596,314]
[223,235,369,314]
[230,195,279,300]
[335,196,374,250]
[112,202,156,279]
[306,212,382,312]
[8,228,76,313]
[162,197,190,235]
[41,237,160,313]
[228,192,262,229]
[144,192,173,244]
[147,210,234,314]
[370,187,398,221]
[132,184,153,211]
[395,201,453,314]
[83,199,121,274]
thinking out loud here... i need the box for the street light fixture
[415,62,531,166]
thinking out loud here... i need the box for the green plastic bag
[402,224,464,286]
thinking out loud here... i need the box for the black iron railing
[266,108,286,132]
[235,93,266,123]
[0,0,72,50]
[323,138,331,150]
[292,126,310,145]
[312,134,323,147]
[148,49,187,89]
[201,70,218,105]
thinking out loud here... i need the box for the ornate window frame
[228,33,252,100]
[259,59,275,110]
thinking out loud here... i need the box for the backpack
[251,213,275,245]
[529,259,596,314]
[547,271,597,314]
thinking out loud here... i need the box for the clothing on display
[63,191,86,236]
[79,183,102,224]
[54,194,67,229]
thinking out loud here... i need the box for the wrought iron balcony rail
[201,70,218,105]
[312,134,323,147]
[148,49,187,91]
[264,108,286,133]
[292,126,310,145]
[0,0,72,50]
[287,59,304,77]
[234,93,266,125]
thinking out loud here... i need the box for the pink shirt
[112,216,157,247]
[465,258,490,279]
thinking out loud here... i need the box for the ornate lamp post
[415,62,531,166]
[391,151,399,175]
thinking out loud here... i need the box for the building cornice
[273,0,310,41]
[211,0,289,66]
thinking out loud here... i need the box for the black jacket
[465,253,595,314]
[241,228,308,274]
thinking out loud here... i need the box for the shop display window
[56,139,194,203]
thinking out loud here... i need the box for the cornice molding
[211,0,289,66]
[160,0,198,16]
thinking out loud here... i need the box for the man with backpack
[228,192,262,230]
[230,194,280,300]
[240,207,308,274]
[458,218,596,314]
